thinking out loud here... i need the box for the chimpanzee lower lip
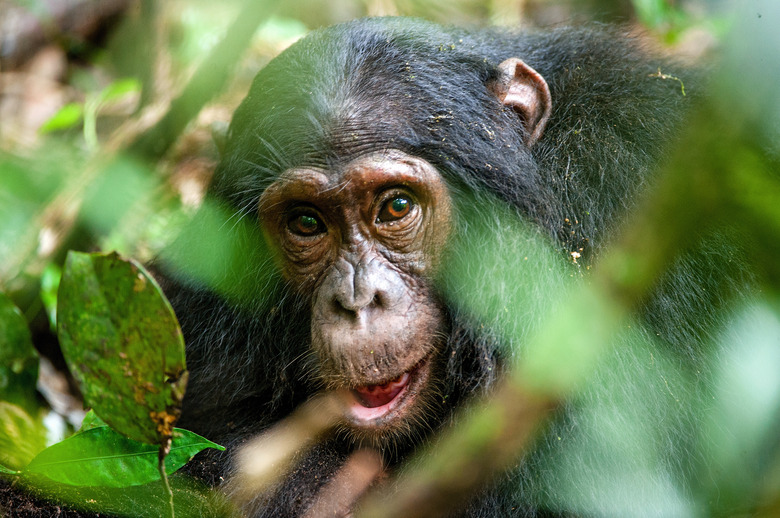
[345,357,431,425]
[352,372,411,408]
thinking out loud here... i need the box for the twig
[229,393,346,506]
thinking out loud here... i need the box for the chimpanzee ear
[491,58,552,146]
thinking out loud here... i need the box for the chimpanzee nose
[327,256,404,320]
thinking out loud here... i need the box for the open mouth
[353,372,410,408]
[345,357,431,425]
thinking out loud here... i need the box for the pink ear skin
[492,58,552,147]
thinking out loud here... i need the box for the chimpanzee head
[208,18,552,444]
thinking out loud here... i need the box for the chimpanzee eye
[377,196,413,223]
[288,213,325,236]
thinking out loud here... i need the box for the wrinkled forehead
[258,149,445,206]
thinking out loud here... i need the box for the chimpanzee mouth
[345,357,431,426]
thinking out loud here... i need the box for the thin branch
[126,0,283,160]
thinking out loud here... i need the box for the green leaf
[0,401,47,470]
[79,409,109,432]
[40,262,62,331]
[57,251,188,445]
[438,192,568,356]
[80,156,159,237]
[0,292,40,412]
[24,426,224,487]
[29,471,238,517]
[0,464,20,475]
[0,292,36,369]
[160,199,277,306]
[39,103,84,134]
[99,78,142,104]
[257,16,308,44]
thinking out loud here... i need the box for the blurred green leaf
[438,192,568,356]
[160,199,278,305]
[0,148,74,282]
[40,262,62,332]
[0,292,40,412]
[39,103,84,134]
[83,78,142,149]
[0,150,70,204]
[174,5,237,64]
[632,0,673,28]
[80,156,160,238]
[702,301,780,512]
[256,16,308,44]
[0,464,20,475]
[99,78,142,104]
[0,292,36,368]
[533,325,697,516]
[57,251,187,445]
[24,425,224,487]
[519,282,623,396]
[0,401,47,470]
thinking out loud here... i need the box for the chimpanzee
[154,16,757,517]
[150,16,757,517]
[1,15,751,518]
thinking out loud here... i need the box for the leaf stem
[158,440,174,518]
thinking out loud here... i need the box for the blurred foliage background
[1,0,779,516]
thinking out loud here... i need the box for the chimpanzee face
[252,52,550,441]
[258,149,452,439]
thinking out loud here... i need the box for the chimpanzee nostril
[332,289,383,318]
[332,297,354,318]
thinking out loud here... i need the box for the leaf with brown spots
[57,251,188,445]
